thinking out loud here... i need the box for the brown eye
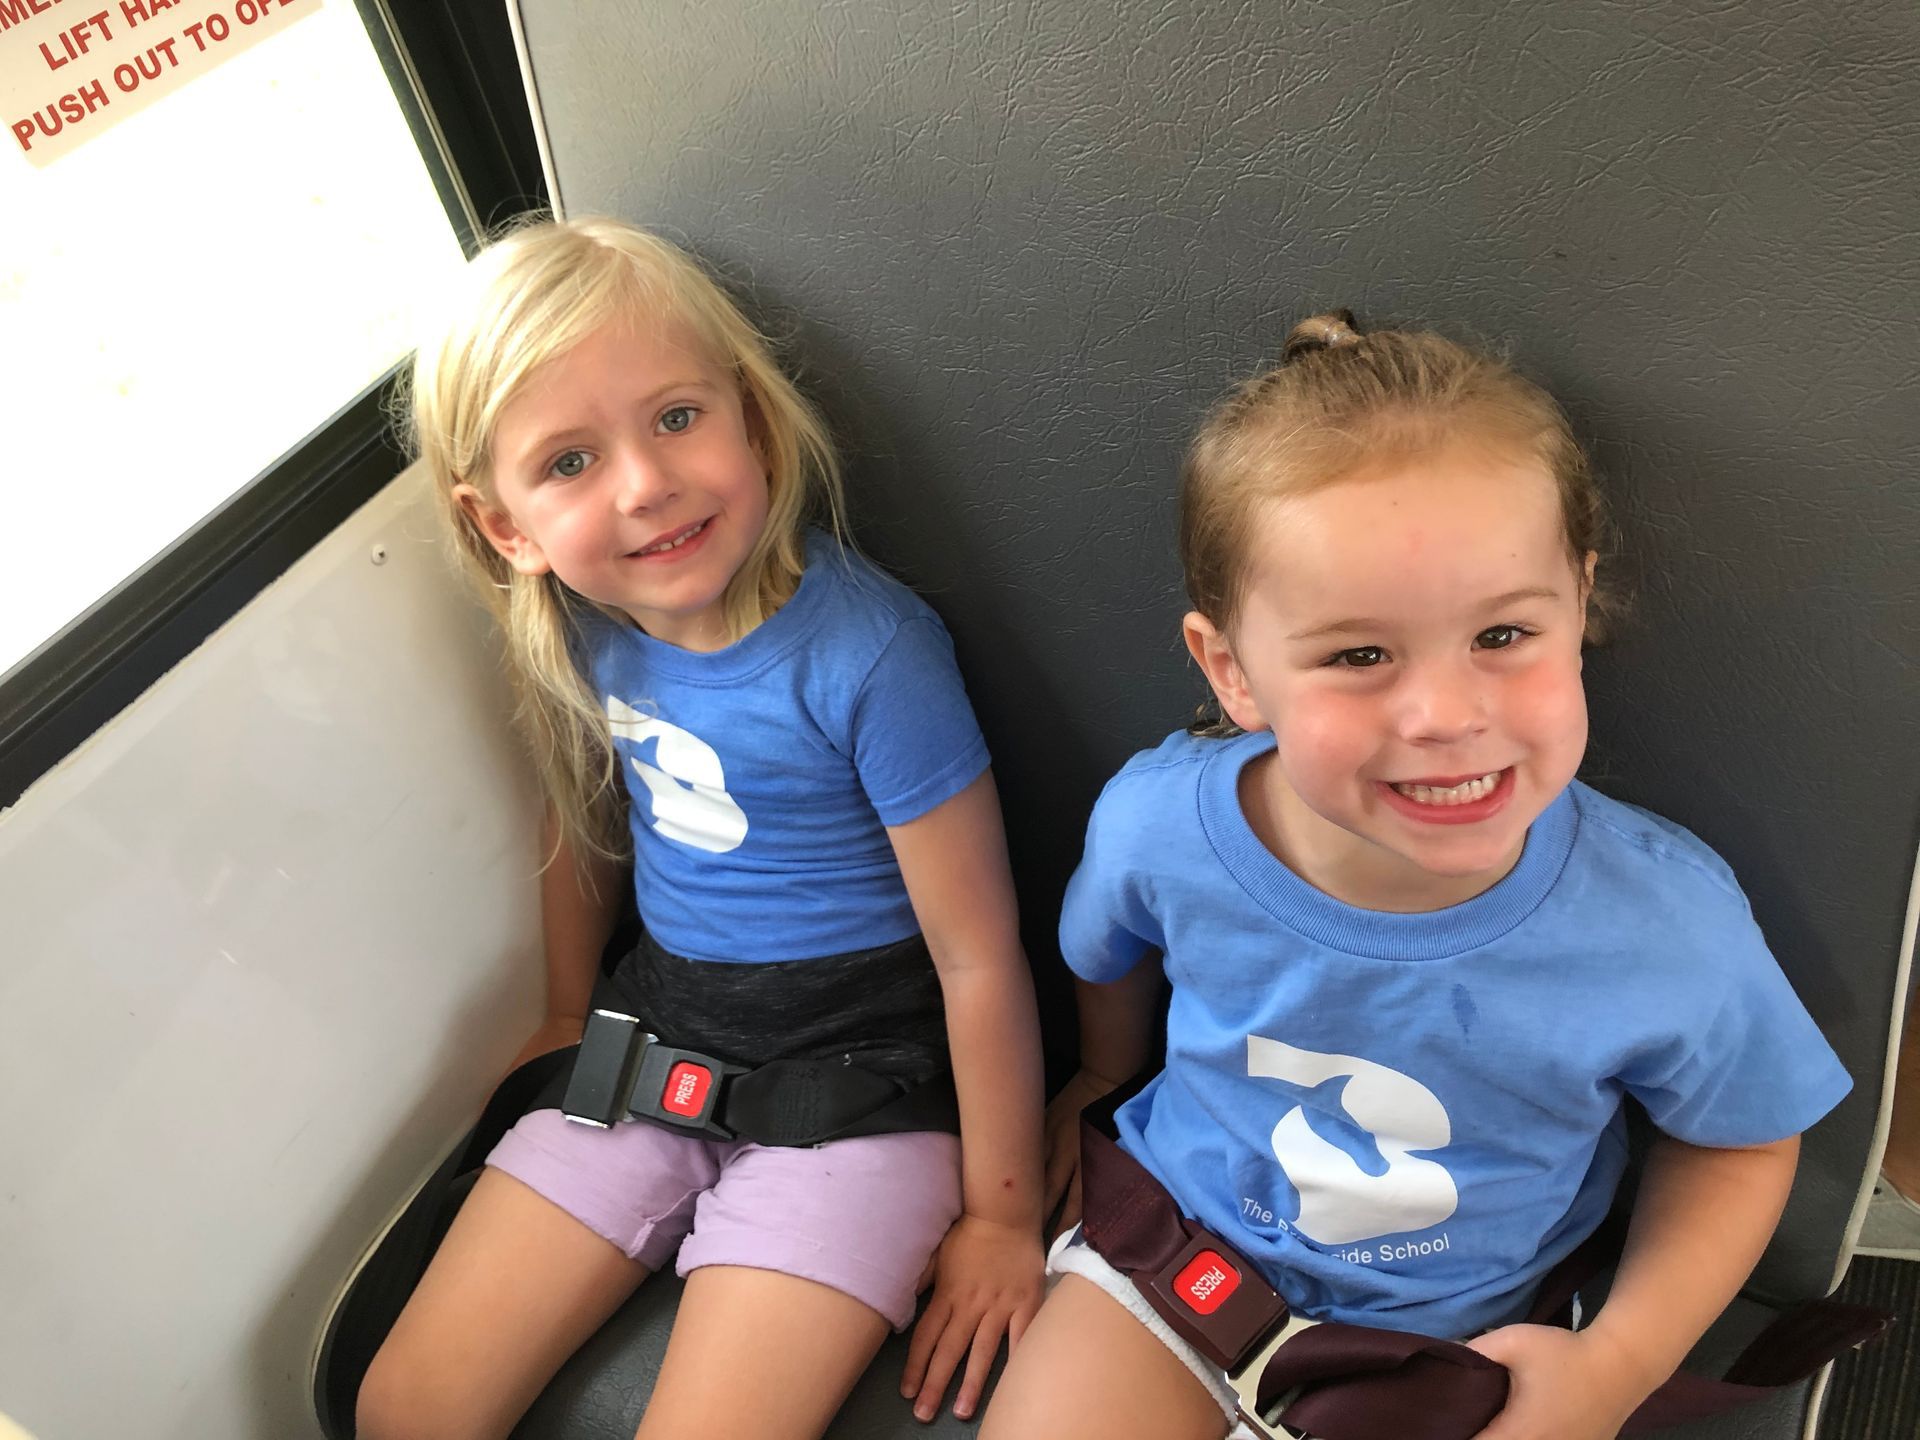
[1331,646,1386,668]
[1475,625,1528,650]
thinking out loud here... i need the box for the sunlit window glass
[1,0,466,675]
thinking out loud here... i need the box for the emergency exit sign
[3,0,319,164]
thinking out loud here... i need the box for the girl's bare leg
[979,1274,1229,1440]
[357,1167,651,1440]
[631,1265,891,1440]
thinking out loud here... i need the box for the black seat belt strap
[543,1009,959,1146]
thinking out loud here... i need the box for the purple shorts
[487,1109,961,1330]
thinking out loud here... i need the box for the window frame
[0,0,545,809]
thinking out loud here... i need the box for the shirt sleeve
[1059,776,1165,982]
[1617,914,1853,1147]
[847,615,991,826]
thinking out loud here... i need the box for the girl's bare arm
[1468,1132,1800,1440]
[510,805,626,1069]
[1043,962,1165,1233]
[886,771,1047,1421]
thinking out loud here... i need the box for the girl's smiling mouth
[1377,767,1514,824]
[630,517,711,558]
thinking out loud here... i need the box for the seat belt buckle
[561,1009,744,1140]
[626,1039,745,1139]
[1136,1231,1318,1439]
[1141,1231,1288,1367]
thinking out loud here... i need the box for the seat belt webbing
[1078,1084,1889,1440]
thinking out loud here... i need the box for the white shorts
[1049,1227,1515,1440]
[1047,1226,1259,1439]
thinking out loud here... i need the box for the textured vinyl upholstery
[505,2,1917,1435]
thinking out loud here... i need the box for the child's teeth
[1392,771,1502,806]
[643,520,706,554]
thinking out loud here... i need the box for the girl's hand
[1465,1323,1656,1440]
[1043,1066,1125,1239]
[900,1212,1046,1423]
[505,1013,586,1075]
[1464,1136,1797,1440]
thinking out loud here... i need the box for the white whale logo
[606,697,748,854]
[1248,1033,1458,1246]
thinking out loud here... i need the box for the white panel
[0,469,545,1440]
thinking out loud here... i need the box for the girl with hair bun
[982,313,1849,1440]
[358,217,1044,1439]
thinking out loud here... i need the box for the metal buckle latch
[1226,1308,1321,1439]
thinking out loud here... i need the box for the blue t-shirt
[587,532,990,963]
[1061,729,1852,1339]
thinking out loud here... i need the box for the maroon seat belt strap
[1078,1095,1890,1440]
[1620,1298,1892,1432]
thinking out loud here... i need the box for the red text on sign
[11,78,107,150]
[111,35,178,90]
[38,9,113,70]
[118,0,178,28]
[0,0,69,37]
[180,9,226,48]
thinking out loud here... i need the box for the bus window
[0,0,467,677]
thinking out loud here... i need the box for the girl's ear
[453,483,551,576]
[1182,611,1270,733]
[740,387,771,469]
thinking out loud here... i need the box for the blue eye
[659,406,695,433]
[1328,646,1386,668]
[550,450,589,479]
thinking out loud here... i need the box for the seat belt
[313,1029,955,1433]
[550,1007,959,1146]
[1076,1084,1890,1440]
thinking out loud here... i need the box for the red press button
[1172,1249,1240,1315]
[662,1061,712,1117]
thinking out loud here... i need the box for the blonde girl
[983,314,1849,1440]
[357,217,1044,1440]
